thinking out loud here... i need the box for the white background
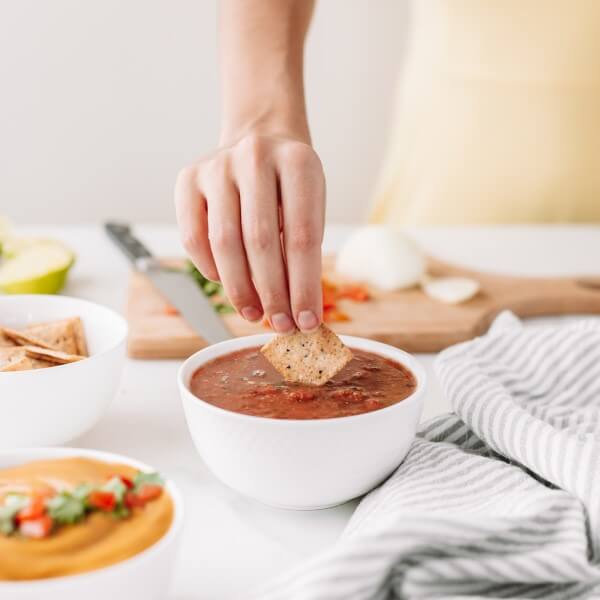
[0,0,409,224]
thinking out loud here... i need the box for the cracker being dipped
[261,324,353,386]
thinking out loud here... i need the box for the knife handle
[105,222,153,263]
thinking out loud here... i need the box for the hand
[175,133,326,333]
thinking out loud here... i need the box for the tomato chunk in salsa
[190,347,416,420]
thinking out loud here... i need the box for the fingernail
[271,313,295,333]
[241,306,263,322]
[297,310,319,332]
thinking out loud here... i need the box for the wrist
[220,112,311,148]
[220,75,311,147]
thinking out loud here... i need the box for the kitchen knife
[105,222,232,345]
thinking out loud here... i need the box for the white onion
[335,226,425,291]
[422,276,480,304]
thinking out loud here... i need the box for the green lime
[0,240,75,295]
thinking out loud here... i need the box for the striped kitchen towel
[259,312,600,599]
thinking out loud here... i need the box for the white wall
[0,1,408,224]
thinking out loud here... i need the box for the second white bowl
[179,335,426,510]
[0,295,127,447]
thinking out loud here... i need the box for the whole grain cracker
[24,317,88,356]
[261,324,353,386]
[0,330,16,348]
[0,346,25,365]
[0,347,30,371]
[23,345,85,365]
[1,327,57,351]
[0,355,35,372]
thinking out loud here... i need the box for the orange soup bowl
[0,447,184,600]
[178,334,426,510]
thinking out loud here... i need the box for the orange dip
[0,457,173,581]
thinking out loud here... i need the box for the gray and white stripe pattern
[257,312,600,599]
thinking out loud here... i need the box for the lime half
[0,217,14,254]
[0,240,75,294]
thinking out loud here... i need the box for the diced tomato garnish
[119,476,134,489]
[137,485,163,502]
[16,497,46,523]
[19,514,53,539]
[124,491,145,509]
[337,285,370,302]
[125,485,162,509]
[107,474,134,489]
[88,490,116,511]
[164,304,179,316]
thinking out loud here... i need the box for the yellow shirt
[370,0,600,225]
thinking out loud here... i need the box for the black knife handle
[105,222,153,263]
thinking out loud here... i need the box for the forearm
[219,0,315,146]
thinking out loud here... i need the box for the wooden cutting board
[125,257,600,359]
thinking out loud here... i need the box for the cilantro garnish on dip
[0,470,165,539]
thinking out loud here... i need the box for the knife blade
[105,222,232,345]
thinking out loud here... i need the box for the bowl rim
[178,333,427,426]
[0,446,184,589]
[0,294,128,377]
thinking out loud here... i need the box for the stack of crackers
[0,317,89,372]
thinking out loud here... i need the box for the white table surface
[16,223,600,599]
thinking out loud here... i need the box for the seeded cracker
[0,327,57,350]
[24,317,88,356]
[23,345,85,365]
[0,330,16,348]
[261,324,353,386]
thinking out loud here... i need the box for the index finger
[277,145,325,332]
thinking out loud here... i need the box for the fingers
[201,159,263,322]
[278,144,325,332]
[236,142,294,333]
[174,166,219,282]
[175,136,326,332]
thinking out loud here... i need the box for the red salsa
[190,347,416,420]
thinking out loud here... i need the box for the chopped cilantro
[4,493,29,510]
[133,471,164,492]
[1,469,165,538]
[186,261,234,314]
[111,504,130,520]
[0,505,19,535]
[0,494,28,535]
[47,492,87,525]
[0,516,15,535]
[73,483,94,501]
[215,302,236,314]
[101,477,127,504]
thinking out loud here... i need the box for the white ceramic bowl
[0,447,183,600]
[179,335,426,510]
[0,295,127,447]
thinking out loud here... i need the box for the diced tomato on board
[337,285,370,302]
[323,308,350,323]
